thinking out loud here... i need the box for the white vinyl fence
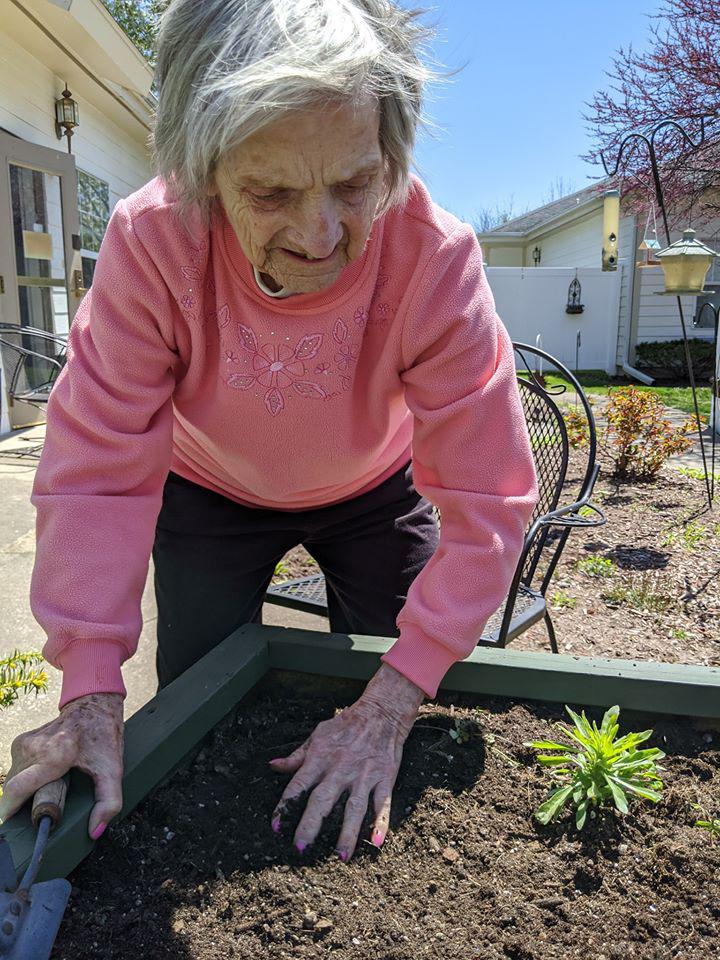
[485,267,624,375]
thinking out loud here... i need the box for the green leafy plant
[660,530,677,547]
[692,803,720,841]
[551,590,577,610]
[524,704,665,830]
[679,466,720,484]
[0,650,48,709]
[602,573,674,613]
[671,628,688,641]
[576,556,616,578]
[682,522,706,550]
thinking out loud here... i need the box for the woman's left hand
[269,663,424,862]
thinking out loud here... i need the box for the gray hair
[151,0,434,224]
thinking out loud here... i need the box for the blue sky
[406,1,658,224]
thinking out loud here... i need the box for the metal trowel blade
[0,879,71,960]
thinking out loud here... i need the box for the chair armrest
[534,499,606,530]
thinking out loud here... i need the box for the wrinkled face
[209,100,384,294]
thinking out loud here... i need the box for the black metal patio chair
[0,324,68,459]
[265,342,606,654]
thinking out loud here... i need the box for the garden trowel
[0,780,71,959]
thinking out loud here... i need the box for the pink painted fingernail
[269,757,284,764]
[295,841,307,854]
[271,817,281,833]
[91,822,106,841]
[337,849,349,862]
[371,830,384,847]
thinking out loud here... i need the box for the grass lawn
[528,368,713,420]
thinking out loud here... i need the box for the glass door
[0,132,81,429]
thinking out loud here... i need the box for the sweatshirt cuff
[380,623,464,699]
[56,641,127,709]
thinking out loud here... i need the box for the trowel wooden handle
[31,778,67,830]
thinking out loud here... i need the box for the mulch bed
[270,453,720,667]
[52,677,720,959]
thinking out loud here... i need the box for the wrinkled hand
[0,693,124,840]
[269,663,424,861]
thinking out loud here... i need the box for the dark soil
[271,456,720,669]
[53,677,720,960]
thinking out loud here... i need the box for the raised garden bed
[2,626,717,959]
[51,674,720,960]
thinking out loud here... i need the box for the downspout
[621,215,655,384]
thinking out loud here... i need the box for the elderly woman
[0,0,537,862]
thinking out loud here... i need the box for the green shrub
[635,339,715,379]
[602,386,694,480]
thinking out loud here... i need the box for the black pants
[152,460,440,687]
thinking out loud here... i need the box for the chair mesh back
[517,378,568,525]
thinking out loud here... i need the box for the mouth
[279,247,339,265]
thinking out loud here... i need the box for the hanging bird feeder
[636,203,662,268]
[602,189,620,271]
[655,228,719,296]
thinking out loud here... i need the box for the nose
[289,194,344,259]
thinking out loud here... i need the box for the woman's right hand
[0,692,124,840]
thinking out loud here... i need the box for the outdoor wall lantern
[55,84,80,153]
[602,189,620,271]
[565,276,584,314]
[532,246,541,265]
[655,228,719,296]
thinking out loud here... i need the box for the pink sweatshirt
[30,175,538,708]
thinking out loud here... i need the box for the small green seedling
[0,650,48,709]
[692,803,720,841]
[524,704,665,830]
[551,590,577,610]
[682,522,706,550]
[447,715,519,766]
[273,558,291,579]
[576,556,616,578]
[449,716,481,744]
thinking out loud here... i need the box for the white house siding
[531,210,604,268]
[485,266,623,374]
[633,269,708,345]
[0,29,152,214]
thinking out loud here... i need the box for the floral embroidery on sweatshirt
[332,318,359,372]
[177,239,211,326]
[226,323,328,417]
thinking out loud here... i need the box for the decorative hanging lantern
[55,84,80,153]
[655,228,719,295]
[565,276,584,314]
[636,203,662,268]
[602,189,620,271]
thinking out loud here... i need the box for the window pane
[10,164,67,282]
[77,170,110,254]
[81,256,97,290]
